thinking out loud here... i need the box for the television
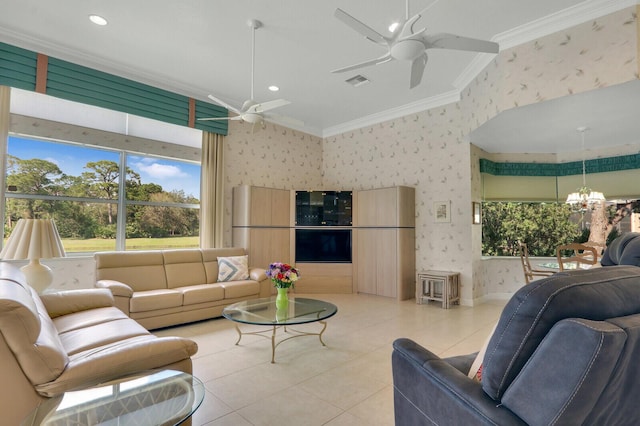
[295,229,352,263]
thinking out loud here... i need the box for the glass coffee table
[25,370,204,426]
[222,296,338,363]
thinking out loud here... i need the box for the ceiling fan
[199,19,303,132]
[332,0,500,89]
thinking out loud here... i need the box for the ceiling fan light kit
[332,0,499,89]
[198,18,303,131]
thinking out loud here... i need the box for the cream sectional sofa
[0,263,198,425]
[95,247,270,330]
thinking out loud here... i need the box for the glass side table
[24,369,204,426]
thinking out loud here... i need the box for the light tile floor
[154,294,507,426]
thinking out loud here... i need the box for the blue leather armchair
[392,265,640,425]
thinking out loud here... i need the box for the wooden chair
[582,241,606,256]
[556,243,599,271]
[518,242,554,284]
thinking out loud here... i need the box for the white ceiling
[0,0,636,153]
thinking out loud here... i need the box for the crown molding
[494,0,638,51]
[452,52,497,92]
[266,118,323,138]
[322,89,460,138]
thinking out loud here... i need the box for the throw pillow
[468,322,498,382]
[217,255,249,282]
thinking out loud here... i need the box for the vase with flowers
[266,262,300,310]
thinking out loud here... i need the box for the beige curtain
[200,131,225,248]
[0,86,10,239]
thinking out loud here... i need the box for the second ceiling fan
[332,0,500,89]
[199,19,303,132]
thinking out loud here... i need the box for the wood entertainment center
[232,185,415,300]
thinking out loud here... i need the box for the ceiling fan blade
[331,52,392,74]
[197,116,242,121]
[409,52,428,89]
[334,8,388,46]
[207,94,242,114]
[398,14,422,39]
[265,112,305,128]
[248,99,290,113]
[423,32,499,54]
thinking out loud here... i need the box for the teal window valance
[480,154,640,177]
[0,43,37,91]
[0,42,227,135]
[480,155,640,202]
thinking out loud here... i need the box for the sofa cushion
[52,306,129,334]
[0,279,68,385]
[41,289,115,318]
[95,251,167,291]
[217,255,250,282]
[581,314,640,425]
[179,284,225,305]
[129,289,183,313]
[601,232,640,266]
[57,316,151,356]
[220,280,260,299]
[201,247,246,283]
[163,249,207,289]
[482,265,640,401]
[35,335,198,397]
[501,318,626,426]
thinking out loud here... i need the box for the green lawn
[62,236,200,252]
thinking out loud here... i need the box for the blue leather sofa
[392,265,640,425]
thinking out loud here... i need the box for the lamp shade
[1,219,66,260]
[1,219,65,293]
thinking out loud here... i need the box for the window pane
[125,154,200,203]
[125,205,199,250]
[4,200,117,253]
[7,136,120,198]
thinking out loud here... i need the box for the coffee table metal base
[232,321,328,363]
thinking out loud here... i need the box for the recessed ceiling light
[89,15,108,26]
[268,85,280,92]
[388,22,399,33]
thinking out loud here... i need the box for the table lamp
[0,218,66,292]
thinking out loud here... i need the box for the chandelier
[565,127,605,211]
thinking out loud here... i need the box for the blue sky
[7,136,200,198]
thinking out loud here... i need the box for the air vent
[345,75,370,87]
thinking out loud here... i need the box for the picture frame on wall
[434,201,451,223]
[472,201,482,224]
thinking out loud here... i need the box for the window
[4,135,200,253]
[481,201,640,257]
[481,202,580,257]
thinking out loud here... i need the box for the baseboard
[467,292,514,306]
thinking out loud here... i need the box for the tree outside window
[482,201,640,257]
